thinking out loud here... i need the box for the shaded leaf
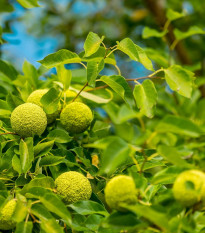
[164,65,194,98]
[34,140,54,157]
[156,115,201,137]
[69,200,108,216]
[15,221,33,233]
[39,156,65,166]
[47,129,72,143]
[142,27,167,39]
[133,79,157,118]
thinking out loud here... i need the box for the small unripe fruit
[0,199,16,230]
[11,103,47,138]
[105,175,138,211]
[27,89,61,124]
[60,102,93,134]
[63,90,82,103]
[55,171,92,204]
[173,170,205,207]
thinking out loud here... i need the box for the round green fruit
[27,89,61,124]
[55,171,92,204]
[60,102,93,134]
[11,103,47,138]
[63,90,82,103]
[0,199,17,230]
[173,170,205,207]
[105,175,138,211]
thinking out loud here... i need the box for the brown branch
[144,0,191,65]
[85,76,162,92]
[0,132,17,136]
[72,82,88,102]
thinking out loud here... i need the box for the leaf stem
[80,62,87,69]
[114,64,121,75]
[106,48,118,58]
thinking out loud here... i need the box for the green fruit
[11,103,47,138]
[173,170,205,207]
[27,89,61,124]
[60,102,93,134]
[55,171,92,204]
[105,175,138,211]
[63,90,82,103]
[0,199,16,230]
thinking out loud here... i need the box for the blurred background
[0,0,205,78]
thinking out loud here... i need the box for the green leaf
[174,26,205,41]
[84,32,104,57]
[12,155,22,175]
[151,166,183,185]
[164,65,194,98]
[17,0,40,8]
[15,221,33,233]
[157,145,192,168]
[6,93,24,110]
[56,65,72,90]
[34,140,54,157]
[38,49,81,69]
[166,9,185,21]
[12,195,28,222]
[40,88,61,114]
[117,38,154,71]
[0,60,17,80]
[47,129,72,143]
[99,137,132,175]
[41,219,64,233]
[80,47,116,65]
[26,187,71,226]
[122,204,170,232]
[133,79,157,118]
[21,176,55,195]
[143,27,167,39]
[87,59,104,87]
[30,203,54,220]
[69,200,108,216]
[156,115,202,137]
[39,156,65,166]
[22,60,38,89]
[19,138,34,174]
[100,75,133,103]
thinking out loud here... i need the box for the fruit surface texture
[60,102,93,134]
[55,171,92,204]
[105,175,138,211]
[173,170,205,207]
[11,103,47,137]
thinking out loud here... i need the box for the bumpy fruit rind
[11,103,47,138]
[173,169,205,207]
[0,199,16,230]
[27,89,61,124]
[105,175,138,211]
[60,102,93,134]
[55,171,92,204]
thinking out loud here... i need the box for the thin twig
[0,132,17,136]
[72,82,88,102]
[85,76,162,92]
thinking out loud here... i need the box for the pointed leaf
[56,65,72,90]
[166,9,185,21]
[156,115,202,137]
[19,138,34,174]
[164,65,194,98]
[133,79,157,118]
[17,0,40,8]
[142,27,167,39]
[87,59,104,87]
[84,32,104,57]
[34,140,54,157]
[174,26,205,41]
[39,49,81,69]
[117,38,154,70]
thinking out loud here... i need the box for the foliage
[0,1,205,233]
